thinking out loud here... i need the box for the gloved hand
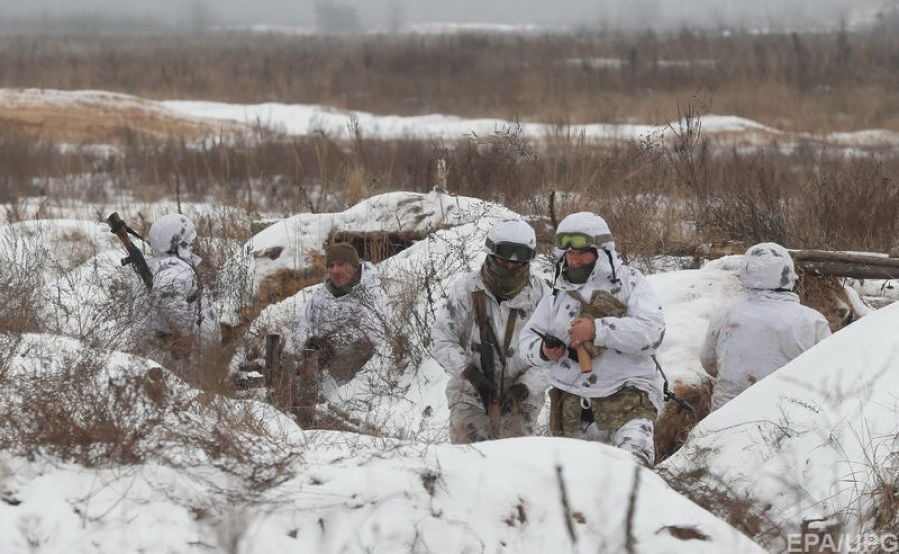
[584,290,627,318]
[304,336,335,361]
[462,365,495,399]
[502,383,529,412]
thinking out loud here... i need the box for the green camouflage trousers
[559,386,656,436]
[555,387,658,465]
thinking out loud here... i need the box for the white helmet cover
[148,214,197,260]
[740,242,797,290]
[485,219,537,261]
[555,212,614,251]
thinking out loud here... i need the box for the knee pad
[613,418,655,466]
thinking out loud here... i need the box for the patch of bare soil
[0,90,246,144]
[655,379,713,462]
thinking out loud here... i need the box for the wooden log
[796,260,899,280]
[295,349,321,428]
[791,249,899,268]
[791,249,899,279]
[264,333,293,414]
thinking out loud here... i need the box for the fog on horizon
[0,0,889,32]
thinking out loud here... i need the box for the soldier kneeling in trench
[290,242,391,411]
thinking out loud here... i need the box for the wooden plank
[796,260,899,280]
[791,249,899,269]
[295,349,321,428]
[264,333,293,415]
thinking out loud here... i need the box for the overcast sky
[0,0,886,31]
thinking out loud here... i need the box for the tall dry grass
[4,116,898,258]
[1,26,898,131]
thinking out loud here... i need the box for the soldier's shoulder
[152,256,194,282]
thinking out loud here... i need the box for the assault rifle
[107,212,153,290]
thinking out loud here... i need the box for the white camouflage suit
[432,270,548,443]
[132,214,220,369]
[290,261,391,386]
[701,242,831,411]
[519,212,665,465]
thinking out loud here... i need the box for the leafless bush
[0,336,301,494]
[657,461,787,549]
[793,157,899,251]
[0,231,45,334]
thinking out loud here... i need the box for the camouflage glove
[462,365,495,400]
[304,336,335,362]
[502,383,529,412]
[582,290,627,319]
[580,290,627,357]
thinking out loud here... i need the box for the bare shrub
[657,461,787,548]
[0,336,301,493]
[793,157,899,251]
[0,230,45,334]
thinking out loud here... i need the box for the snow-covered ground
[2,188,898,552]
[0,333,763,554]
[4,88,899,153]
[162,97,899,153]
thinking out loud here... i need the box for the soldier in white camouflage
[701,242,831,411]
[519,212,665,466]
[290,242,391,388]
[432,220,549,444]
[131,214,220,370]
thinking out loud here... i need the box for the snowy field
[1,187,897,552]
[5,88,899,153]
[2,64,899,552]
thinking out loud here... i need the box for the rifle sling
[471,290,517,371]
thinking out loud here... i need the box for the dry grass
[0,103,239,145]
[658,463,786,547]
[0,27,898,132]
[795,274,857,332]
[654,380,713,463]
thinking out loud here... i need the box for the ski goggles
[486,239,536,261]
[555,232,612,250]
[553,232,591,250]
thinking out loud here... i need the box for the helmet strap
[603,248,620,284]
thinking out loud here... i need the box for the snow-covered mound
[649,255,745,388]
[249,434,763,553]
[234,190,513,297]
[220,190,517,333]
[1,431,764,554]
[660,300,899,543]
[0,334,764,553]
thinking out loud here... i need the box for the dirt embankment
[0,89,246,145]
